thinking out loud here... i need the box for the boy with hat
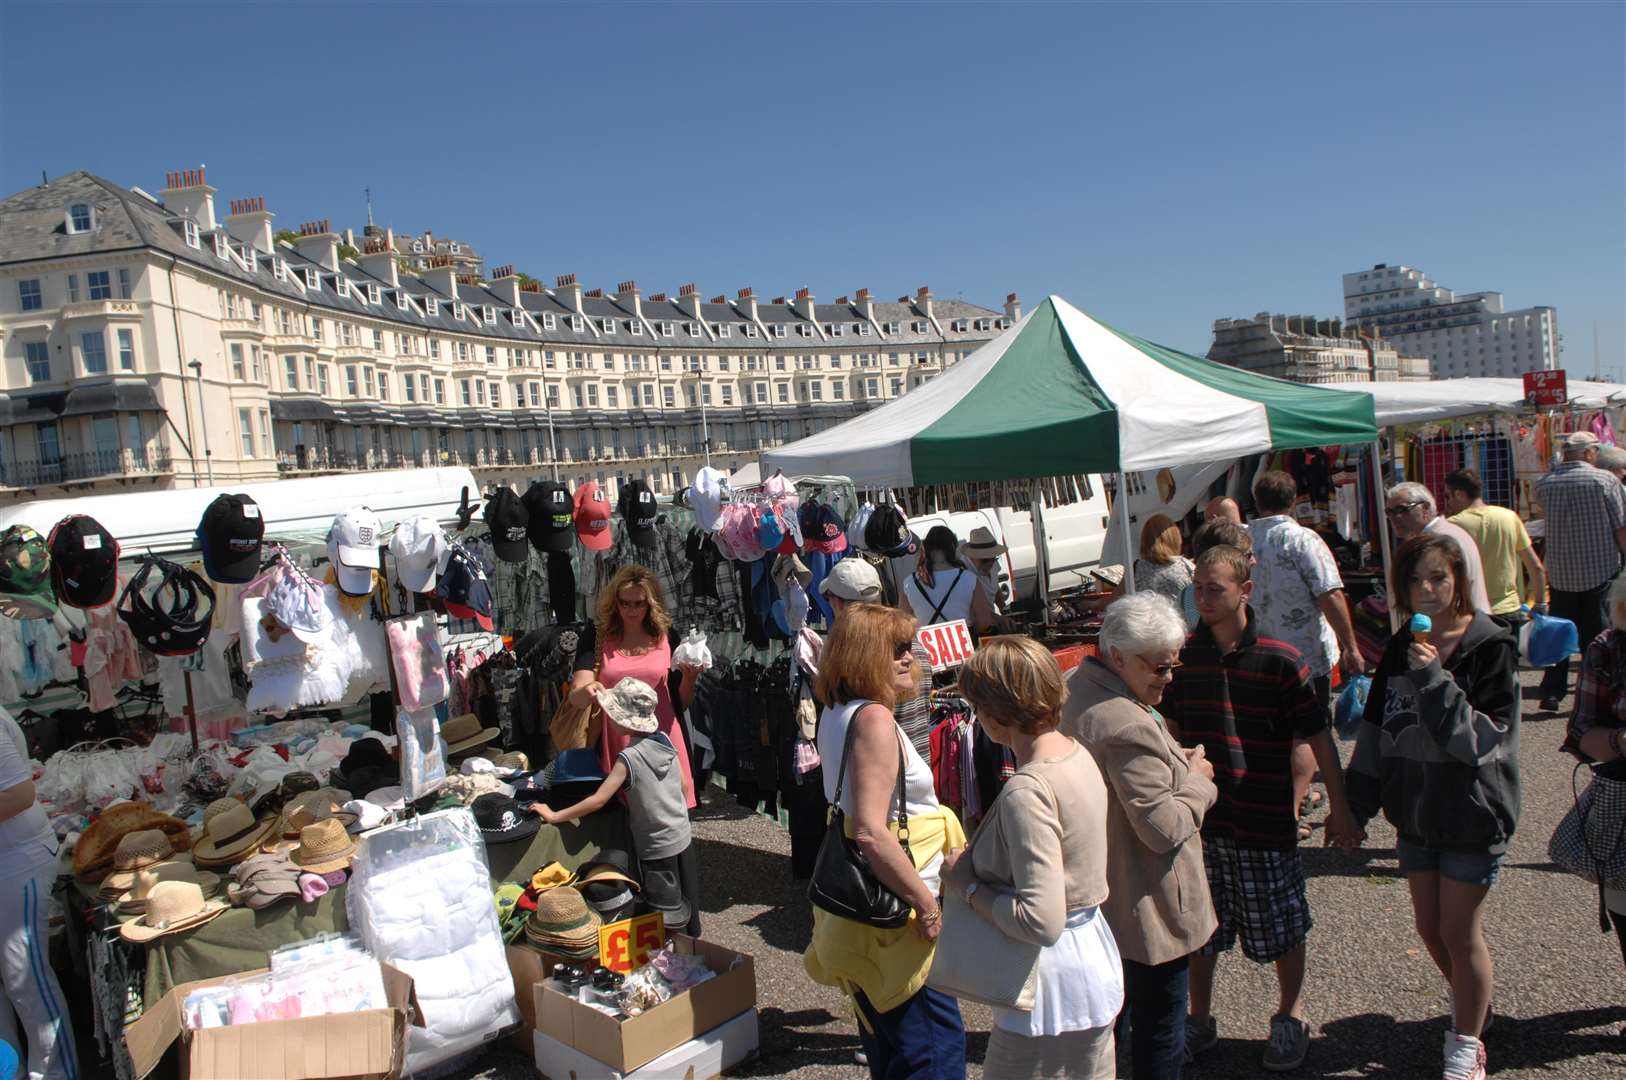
[530,678,700,936]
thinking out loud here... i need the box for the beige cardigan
[967,742,1111,947]
[1061,658,1218,966]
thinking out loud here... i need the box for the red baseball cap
[573,481,613,551]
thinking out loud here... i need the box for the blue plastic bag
[1334,674,1372,740]
[1522,610,1580,668]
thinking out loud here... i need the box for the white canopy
[1327,377,1626,427]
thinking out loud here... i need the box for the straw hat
[115,863,221,915]
[441,713,499,756]
[191,802,278,868]
[97,830,181,897]
[277,790,357,839]
[490,751,529,773]
[1090,563,1126,589]
[74,803,192,882]
[291,818,358,874]
[119,880,229,943]
[959,526,1008,560]
[597,678,659,735]
[202,797,244,826]
[524,887,601,956]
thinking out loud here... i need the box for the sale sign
[1523,369,1567,407]
[598,911,665,973]
[916,619,976,669]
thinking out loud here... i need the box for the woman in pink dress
[569,564,700,808]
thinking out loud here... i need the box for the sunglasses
[1385,501,1426,517]
[1138,655,1182,678]
[893,642,914,660]
[616,597,649,609]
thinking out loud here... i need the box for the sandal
[1297,820,1313,842]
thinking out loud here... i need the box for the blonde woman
[942,637,1122,1079]
[1133,514,1194,606]
[570,565,700,808]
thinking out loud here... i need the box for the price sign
[1523,369,1567,407]
[915,619,977,670]
[597,912,665,974]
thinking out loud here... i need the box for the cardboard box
[124,962,422,1080]
[507,944,561,1051]
[533,1008,758,1080]
[535,935,756,1074]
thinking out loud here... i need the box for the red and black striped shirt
[1161,607,1329,849]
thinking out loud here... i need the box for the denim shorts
[1396,839,1503,886]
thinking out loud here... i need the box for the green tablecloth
[134,808,630,1003]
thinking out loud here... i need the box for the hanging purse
[549,651,601,752]
[1548,761,1626,930]
[807,711,914,929]
[926,774,1046,1010]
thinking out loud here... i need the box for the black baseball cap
[483,486,530,563]
[863,505,917,558]
[436,545,494,630]
[48,515,119,609]
[197,494,265,584]
[522,480,575,554]
[617,479,659,550]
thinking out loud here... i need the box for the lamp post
[685,368,711,468]
[543,381,559,481]
[188,359,214,485]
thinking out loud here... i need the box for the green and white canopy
[762,295,1378,487]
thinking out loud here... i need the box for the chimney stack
[793,286,816,322]
[915,285,934,322]
[223,194,274,254]
[293,219,338,271]
[615,279,642,320]
[556,273,583,314]
[162,165,217,231]
[488,265,522,305]
[424,254,459,299]
[679,282,703,319]
[854,287,874,322]
[735,286,757,321]
[359,233,399,288]
[1004,292,1021,322]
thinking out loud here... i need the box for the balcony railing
[3,448,173,487]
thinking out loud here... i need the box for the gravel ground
[468,667,1626,1078]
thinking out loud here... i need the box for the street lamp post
[188,359,214,485]
[686,368,710,468]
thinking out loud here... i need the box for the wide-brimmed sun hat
[440,713,500,756]
[291,818,358,874]
[74,802,192,883]
[98,830,184,897]
[191,802,278,868]
[115,863,222,915]
[598,677,659,735]
[959,526,1008,560]
[118,880,229,943]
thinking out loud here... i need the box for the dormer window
[67,203,94,233]
[601,317,616,333]
[974,318,992,332]
[661,322,675,338]
[858,323,871,337]
[718,325,731,339]
[687,323,701,338]
[336,279,351,300]
[952,319,968,332]
[483,306,496,325]
[797,324,813,338]
[542,313,556,330]
[745,325,759,338]
[303,268,319,288]
[773,325,787,339]
[411,240,423,253]
[912,320,928,333]
[272,258,286,280]
[396,292,409,311]
[213,234,228,259]
[885,321,901,334]
[630,321,642,335]
[366,284,381,305]
[449,243,461,254]
[425,297,439,316]
[240,247,256,272]
[183,221,200,248]
[570,315,584,333]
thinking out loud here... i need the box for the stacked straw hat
[523,886,601,960]
[97,830,183,900]
[114,862,222,917]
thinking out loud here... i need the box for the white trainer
[1443,1031,1487,1080]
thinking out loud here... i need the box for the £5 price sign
[598,911,666,974]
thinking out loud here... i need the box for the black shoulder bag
[807,708,915,928]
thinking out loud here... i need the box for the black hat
[483,487,530,563]
[617,480,659,550]
[436,544,494,631]
[863,505,917,558]
[471,793,541,843]
[48,515,119,609]
[522,481,575,554]
[197,495,265,585]
[334,738,396,795]
[117,556,216,656]
[641,865,692,929]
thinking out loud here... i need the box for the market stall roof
[762,295,1378,487]
[1323,377,1626,427]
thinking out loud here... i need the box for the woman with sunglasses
[804,603,968,1080]
[570,565,700,809]
[1062,592,1217,1079]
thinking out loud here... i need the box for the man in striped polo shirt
[1162,545,1361,1073]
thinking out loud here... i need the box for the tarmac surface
[470,667,1626,1078]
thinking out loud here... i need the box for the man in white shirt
[0,707,77,1080]
[1384,482,1493,613]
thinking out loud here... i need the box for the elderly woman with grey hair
[1061,593,1217,1079]
[1385,481,1492,612]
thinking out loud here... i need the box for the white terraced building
[0,167,1017,506]
[1342,263,1560,380]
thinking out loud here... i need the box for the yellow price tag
[598,912,665,974]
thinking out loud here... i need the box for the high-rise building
[0,168,1017,506]
[1207,313,1430,384]
[1342,263,1559,379]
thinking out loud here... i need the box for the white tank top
[903,566,977,626]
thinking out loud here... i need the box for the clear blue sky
[4,2,1622,375]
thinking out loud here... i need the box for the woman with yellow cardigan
[803,603,967,1080]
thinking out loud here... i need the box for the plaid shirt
[1535,461,1626,592]
[1567,627,1626,777]
[1161,608,1329,848]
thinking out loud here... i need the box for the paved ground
[470,668,1626,1078]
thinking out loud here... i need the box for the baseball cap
[804,504,848,556]
[1564,431,1601,451]
[48,515,119,609]
[573,481,613,552]
[197,495,264,585]
[819,559,882,602]
[863,505,917,558]
[483,486,531,563]
[388,515,448,594]
[758,505,788,550]
[437,545,494,630]
[522,481,574,554]
[328,508,382,596]
[690,466,729,532]
[617,479,659,550]
[0,525,56,620]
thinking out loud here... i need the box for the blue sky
[4,2,1622,374]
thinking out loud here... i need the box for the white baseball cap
[328,508,382,596]
[388,515,448,594]
[819,559,882,602]
[690,466,729,532]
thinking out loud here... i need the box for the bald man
[1205,496,1242,525]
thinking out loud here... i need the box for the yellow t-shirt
[1449,505,1532,615]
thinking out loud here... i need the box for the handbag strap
[829,701,912,843]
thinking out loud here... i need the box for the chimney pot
[556,273,577,287]
[679,282,697,296]
[1006,292,1018,304]
[836,296,849,306]
[617,280,637,294]
[737,286,753,299]
[917,286,930,298]
[795,287,810,301]
[711,295,726,304]
[856,288,871,301]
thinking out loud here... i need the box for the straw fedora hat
[115,863,222,915]
[525,887,601,946]
[441,713,499,756]
[277,790,357,839]
[191,802,278,868]
[119,880,229,943]
[959,526,1008,560]
[291,818,358,874]
[598,678,659,735]
[202,797,244,826]
[97,830,182,897]
[74,802,192,882]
